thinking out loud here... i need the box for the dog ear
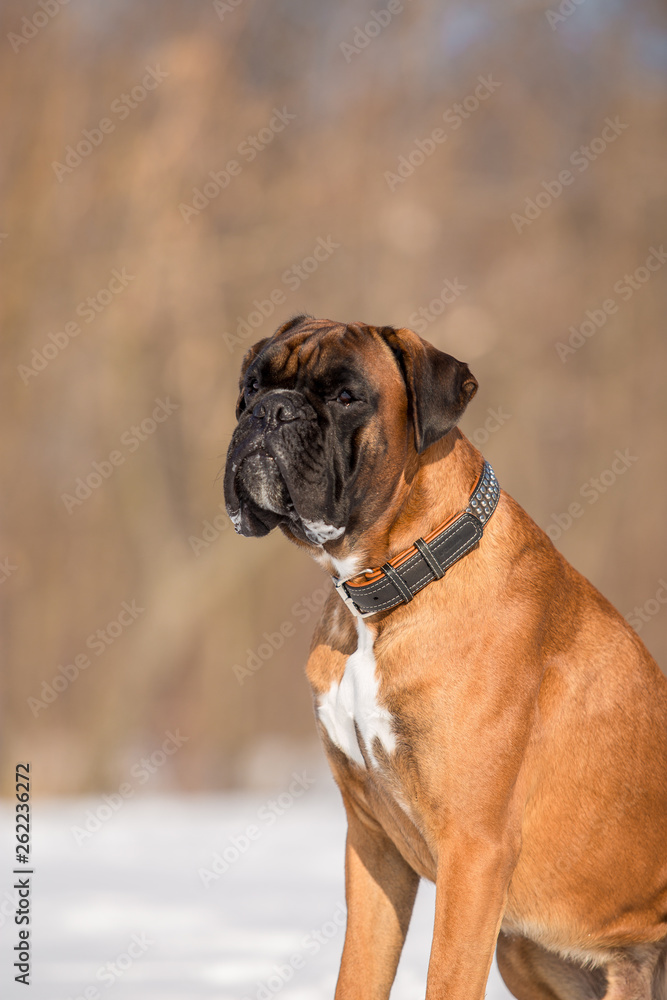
[235,338,270,417]
[378,326,478,453]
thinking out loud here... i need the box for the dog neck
[316,429,485,582]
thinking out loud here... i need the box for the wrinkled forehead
[253,319,401,391]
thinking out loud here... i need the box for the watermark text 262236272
[14,763,32,986]
[15,764,31,867]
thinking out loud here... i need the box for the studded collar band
[333,461,500,619]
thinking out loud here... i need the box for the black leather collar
[333,461,500,618]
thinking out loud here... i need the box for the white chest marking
[317,619,396,767]
[301,519,345,544]
[328,553,361,581]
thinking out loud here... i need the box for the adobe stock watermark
[60,397,179,513]
[340,0,408,62]
[52,66,169,182]
[0,558,18,584]
[222,235,340,352]
[234,587,329,685]
[27,600,145,717]
[384,75,501,192]
[469,407,511,448]
[198,771,316,887]
[626,580,667,634]
[545,0,587,30]
[179,107,296,223]
[7,0,70,54]
[0,888,21,931]
[407,277,468,333]
[64,933,154,1000]
[544,449,638,542]
[213,0,244,20]
[189,503,231,556]
[241,902,347,1000]
[555,246,667,362]
[511,117,628,233]
[18,267,135,384]
[70,731,189,846]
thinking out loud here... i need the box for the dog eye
[336,389,354,405]
[247,379,260,394]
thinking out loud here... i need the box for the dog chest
[317,618,396,767]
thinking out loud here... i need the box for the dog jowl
[224,315,667,1000]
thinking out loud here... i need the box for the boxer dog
[224,315,667,1000]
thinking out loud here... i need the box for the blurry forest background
[1,0,666,795]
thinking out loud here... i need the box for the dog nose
[252,393,298,428]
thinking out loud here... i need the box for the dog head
[223,316,477,548]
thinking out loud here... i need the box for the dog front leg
[334,802,419,1000]
[425,829,518,1000]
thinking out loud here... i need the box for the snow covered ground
[0,781,513,999]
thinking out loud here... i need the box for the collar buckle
[332,577,375,619]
